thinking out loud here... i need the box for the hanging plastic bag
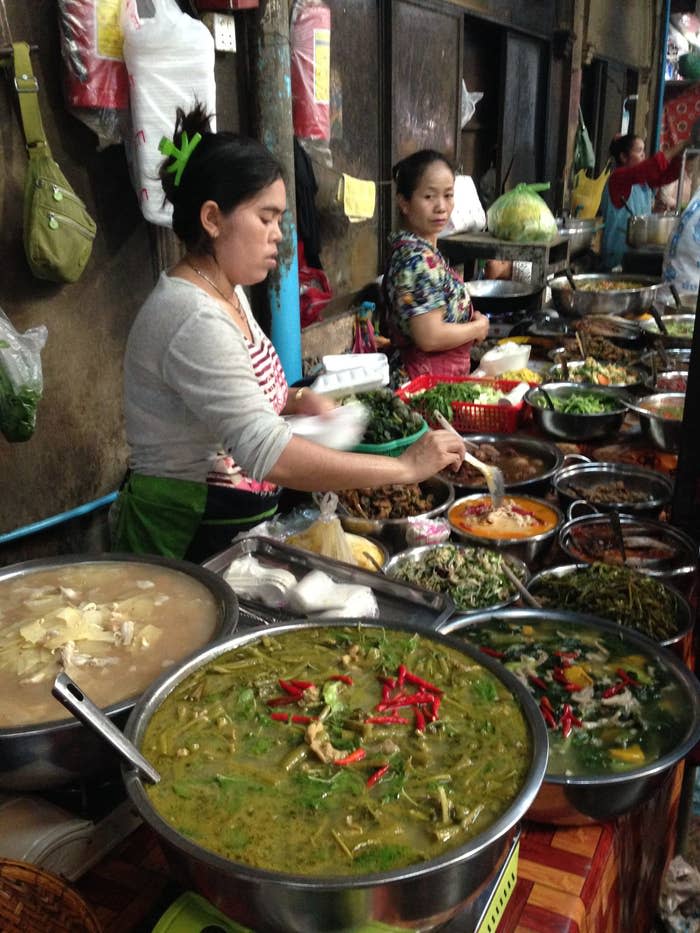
[120,0,217,226]
[460,80,483,129]
[487,182,558,243]
[573,108,595,173]
[441,174,487,235]
[570,164,611,219]
[0,309,48,443]
[285,492,356,565]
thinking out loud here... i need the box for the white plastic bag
[0,309,48,443]
[441,175,487,235]
[120,0,216,226]
[460,80,483,129]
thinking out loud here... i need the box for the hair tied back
[158,131,203,187]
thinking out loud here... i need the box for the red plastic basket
[397,375,529,434]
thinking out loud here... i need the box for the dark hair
[159,102,284,253]
[391,149,454,200]
[609,134,641,166]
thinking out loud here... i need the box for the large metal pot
[556,217,602,256]
[436,608,700,824]
[0,553,238,792]
[121,620,548,932]
[549,273,664,317]
[627,213,678,249]
[552,460,674,520]
[524,382,629,442]
[465,279,542,315]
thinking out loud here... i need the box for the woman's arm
[609,140,689,207]
[265,428,466,489]
[409,307,489,352]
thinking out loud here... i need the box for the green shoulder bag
[13,42,96,283]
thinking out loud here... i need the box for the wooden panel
[461,15,503,181]
[451,0,557,38]
[501,31,548,190]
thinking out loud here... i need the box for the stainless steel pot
[549,273,664,317]
[556,218,602,256]
[465,279,542,315]
[121,620,548,932]
[524,382,629,442]
[441,433,564,498]
[0,553,239,791]
[626,212,678,249]
[552,461,674,520]
[557,514,698,600]
[436,608,700,824]
[447,493,563,566]
[623,393,685,452]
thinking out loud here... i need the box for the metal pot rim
[436,606,700,786]
[122,619,548,888]
[441,433,563,492]
[552,460,674,512]
[448,493,563,546]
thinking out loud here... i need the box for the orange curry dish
[449,496,560,541]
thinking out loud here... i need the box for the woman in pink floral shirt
[384,150,489,380]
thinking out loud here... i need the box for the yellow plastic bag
[570,166,611,219]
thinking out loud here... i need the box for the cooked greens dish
[387,544,524,611]
[461,616,692,776]
[532,390,622,414]
[143,625,531,875]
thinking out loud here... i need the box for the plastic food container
[479,342,532,377]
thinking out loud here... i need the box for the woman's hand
[285,387,335,417]
[470,309,490,343]
[396,428,465,482]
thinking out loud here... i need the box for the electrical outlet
[202,12,237,53]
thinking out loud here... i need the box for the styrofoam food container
[322,352,388,373]
[479,342,532,377]
[311,362,390,397]
[284,403,369,449]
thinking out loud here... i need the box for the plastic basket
[397,375,527,434]
[0,858,102,933]
[353,418,429,456]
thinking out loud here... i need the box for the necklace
[185,259,247,326]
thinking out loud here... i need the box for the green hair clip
[158,131,202,187]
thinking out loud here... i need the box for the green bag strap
[11,41,50,157]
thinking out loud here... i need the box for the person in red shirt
[599,134,689,270]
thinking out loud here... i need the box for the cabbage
[487,182,558,243]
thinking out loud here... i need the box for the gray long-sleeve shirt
[124,273,292,483]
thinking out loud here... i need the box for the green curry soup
[142,626,531,876]
[460,618,691,777]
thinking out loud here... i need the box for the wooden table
[75,766,682,933]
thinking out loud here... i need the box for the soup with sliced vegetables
[0,562,220,727]
[458,617,692,776]
[142,625,532,876]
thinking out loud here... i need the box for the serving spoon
[433,410,505,509]
[501,560,541,608]
[52,672,161,784]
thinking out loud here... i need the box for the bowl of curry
[121,620,547,933]
[448,493,563,565]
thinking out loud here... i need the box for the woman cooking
[111,105,465,562]
[383,149,489,380]
[599,133,689,271]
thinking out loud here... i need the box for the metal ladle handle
[52,672,161,784]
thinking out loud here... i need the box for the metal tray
[203,536,454,630]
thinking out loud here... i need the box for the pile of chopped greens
[349,389,425,444]
[406,381,504,422]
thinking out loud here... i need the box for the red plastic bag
[298,244,332,328]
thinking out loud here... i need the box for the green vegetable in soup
[143,626,531,876]
[459,618,691,777]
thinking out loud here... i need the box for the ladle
[433,411,505,509]
[554,349,570,380]
[538,386,555,410]
[501,560,541,608]
[648,305,669,336]
[609,511,627,566]
[362,550,386,574]
[52,672,161,784]
[564,268,578,292]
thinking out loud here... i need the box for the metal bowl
[641,347,691,372]
[527,563,693,657]
[0,553,239,792]
[549,273,664,317]
[642,314,696,349]
[642,369,688,393]
[524,382,629,441]
[623,393,685,452]
[556,217,602,255]
[626,212,678,249]
[558,514,699,601]
[436,608,700,824]
[122,620,548,932]
[447,493,563,565]
[465,279,542,314]
[440,433,563,498]
[552,461,674,520]
[547,359,646,390]
[384,543,530,614]
[337,475,455,551]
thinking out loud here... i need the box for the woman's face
[623,137,646,167]
[214,178,286,286]
[398,161,455,243]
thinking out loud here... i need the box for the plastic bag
[120,0,217,226]
[286,492,355,565]
[0,309,48,443]
[570,165,611,219]
[460,80,483,129]
[573,108,595,173]
[487,182,558,243]
[441,174,487,235]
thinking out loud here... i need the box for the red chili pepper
[365,715,410,725]
[570,712,583,728]
[397,664,407,688]
[267,696,302,707]
[602,682,626,699]
[552,668,569,685]
[564,683,582,692]
[540,695,554,712]
[430,696,442,721]
[616,668,640,688]
[404,671,444,696]
[270,712,290,722]
[479,646,505,659]
[278,679,303,697]
[381,683,391,704]
[528,674,548,691]
[334,748,366,766]
[379,676,396,689]
[539,701,557,728]
[330,674,353,686]
[555,651,578,660]
[290,680,314,691]
[562,717,573,739]
[270,712,313,724]
[366,764,390,789]
[414,708,426,732]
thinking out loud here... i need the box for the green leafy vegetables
[351,389,425,443]
[534,390,621,414]
[407,381,503,422]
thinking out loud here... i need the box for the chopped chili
[278,679,303,696]
[540,700,557,729]
[267,696,302,707]
[414,708,426,732]
[270,712,313,724]
[290,680,314,691]
[329,674,354,686]
[397,664,407,688]
[479,646,505,659]
[528,674,548,691]
[366,764,390,789]
[404,671,444,695]
[365,715,410,725]
[602,682,626,698]
[334,748,366,766]
[616,668,640,688]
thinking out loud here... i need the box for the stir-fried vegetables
[534,390,622,414]
[387,544,523,610]
[549,357,637,386]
